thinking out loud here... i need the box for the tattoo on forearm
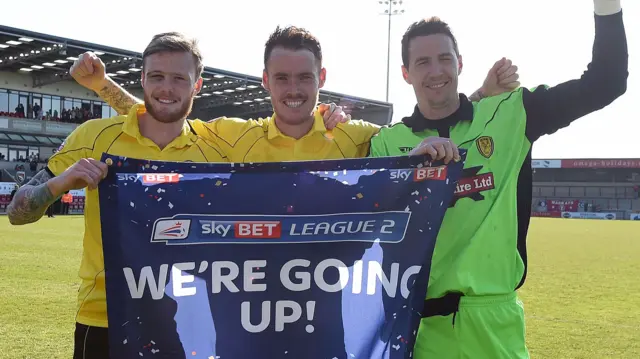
[469,88,486,102]
[97,81,142,115]
[7,170,57,225]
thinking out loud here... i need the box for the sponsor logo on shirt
[450,166,495,207]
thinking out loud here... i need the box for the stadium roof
[0,25,392,123]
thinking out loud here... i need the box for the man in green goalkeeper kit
[368,0,628,358]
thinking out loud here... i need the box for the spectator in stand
[29,156,38,172]
[33,103,41,119]
[10,184,18,201]
[15,103,24,117]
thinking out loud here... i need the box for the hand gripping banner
[98,152,466,359]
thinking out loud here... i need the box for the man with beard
[7,32,227,359]
[71,26,519,163]
[368,0,628,357]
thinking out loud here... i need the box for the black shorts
[73,322,109,359]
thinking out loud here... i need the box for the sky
[2,0,638,159]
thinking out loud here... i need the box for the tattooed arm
[69,52,142,115]
[468,88,486,102]
[7,170,58,225]
[96,78,142,115]
[8,158,109,225]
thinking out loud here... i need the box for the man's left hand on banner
[318,103,351,130]
[409,137,461,164]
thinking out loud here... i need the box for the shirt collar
[402,94,474,133]
[122,103,198,149]
[267,111,326,140]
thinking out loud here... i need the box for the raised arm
[523,0,627,142]
[70,52,142,115]
[469,57,520,102]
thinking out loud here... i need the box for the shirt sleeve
[336,120,381,158]
[190,117,261,158]
[523,10,628,142]
[46,124,94,177]
[368,130,389,158]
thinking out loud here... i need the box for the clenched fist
[409,137,460,164]
[481,57,520,97]
[70,52,108,92]
[48,158,109,196]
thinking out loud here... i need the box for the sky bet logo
[201,220,282,239]
[150,212,411,245]
[117,173,181,185]
[389,166,447,182]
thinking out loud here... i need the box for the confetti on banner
[98,151,467,359]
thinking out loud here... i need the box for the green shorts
[413,292,529,359]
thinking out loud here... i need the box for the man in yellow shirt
[7,32,228,359]
[72,26,520,163]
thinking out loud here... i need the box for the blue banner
[98,152,466,359]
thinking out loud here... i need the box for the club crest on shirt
[476,136,494,158]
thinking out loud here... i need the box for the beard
[144,92,194,124]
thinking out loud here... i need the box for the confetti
[356,193,363,199]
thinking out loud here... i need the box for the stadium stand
[0,25,394,214]
[532,159,640,220]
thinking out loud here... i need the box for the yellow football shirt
[188,111,381,162]
[46,104,227,328]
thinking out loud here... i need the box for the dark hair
[401,17,459,68]
[263,26,323,69]
[142,32,204,76]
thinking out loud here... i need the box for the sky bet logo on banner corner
[98,151,466,359]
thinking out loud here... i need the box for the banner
[545,199,580,212]
[0,182,15,195]
[98,153,466,359]
[532,211,561,218]
[561,159,640,169]
[531,159,562,168]
[561,212,616,220]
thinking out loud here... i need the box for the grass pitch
[0,216,638,358]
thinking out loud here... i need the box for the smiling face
[262,46,326,126]
[141,51,202,123]
[402,33,462,110]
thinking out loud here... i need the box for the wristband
[594,0,621,15]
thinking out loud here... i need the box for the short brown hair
[142,32,204,76]
[263,26,322,69]
[401,17,459,68]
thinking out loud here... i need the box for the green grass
[0,216,638,358]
